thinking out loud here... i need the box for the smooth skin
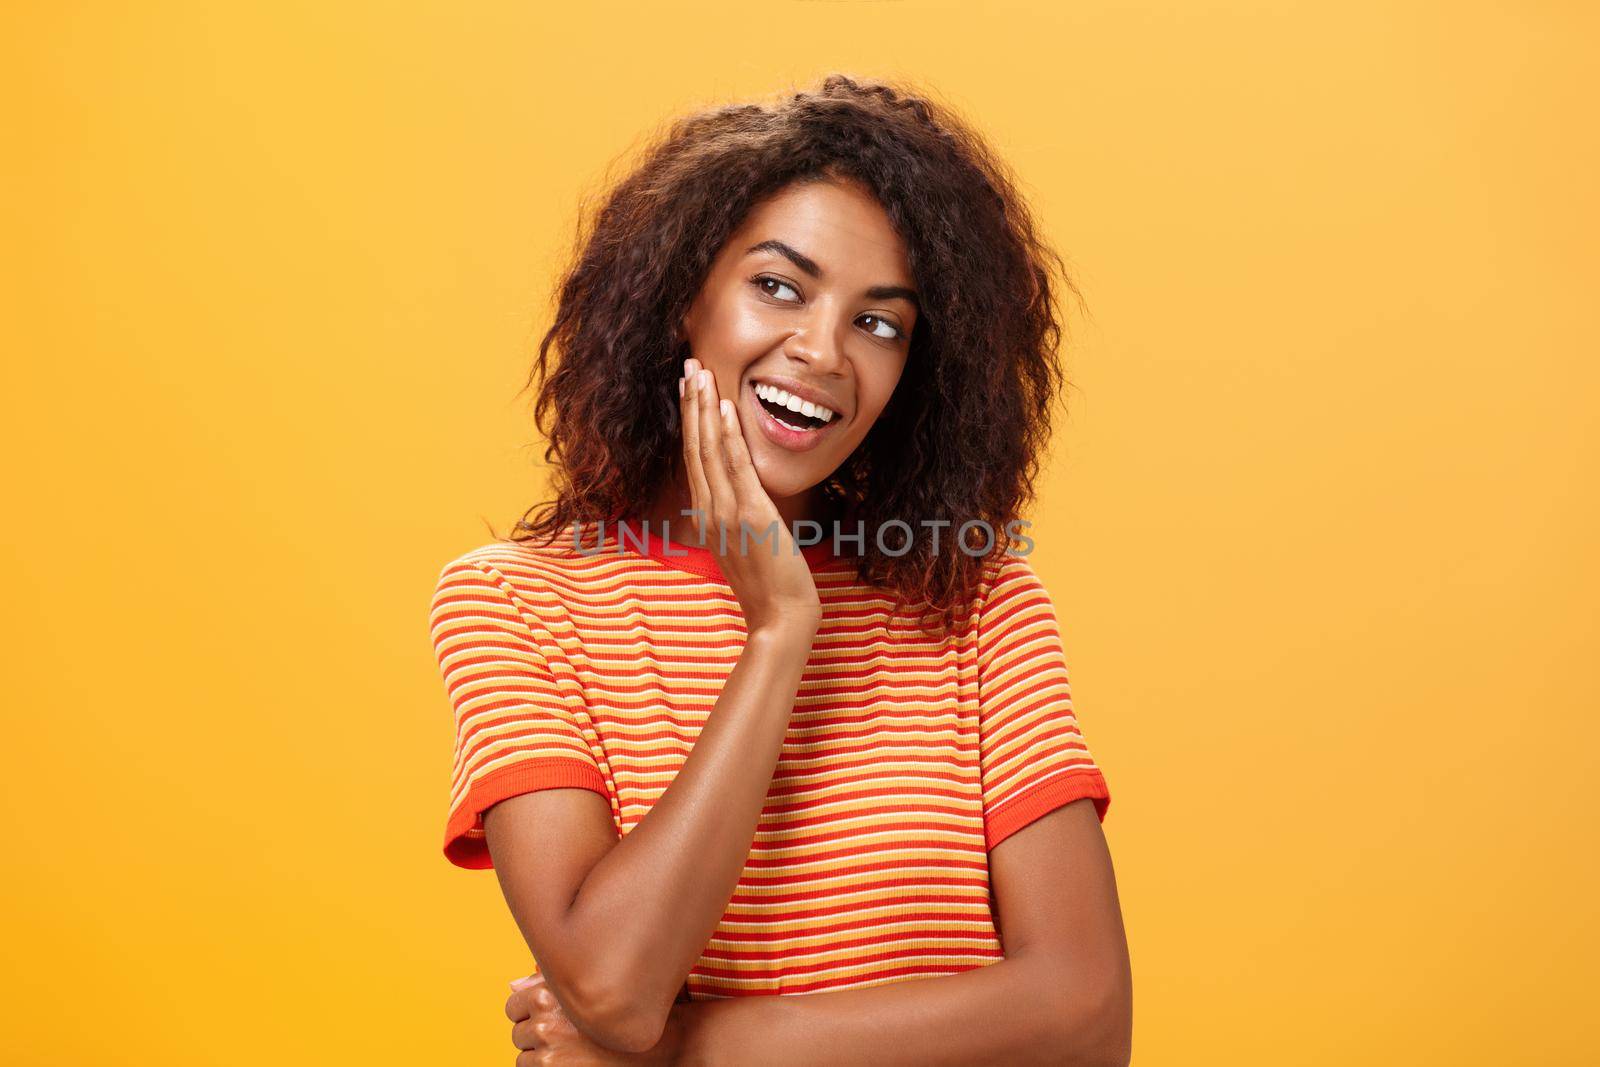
[636,176,918,535]
[506,797,1131,1067]
[484,179,1133,1065]
[485,356,820,1054]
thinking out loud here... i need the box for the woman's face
[681,177,918,514]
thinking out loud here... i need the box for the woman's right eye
[753,276,801,303]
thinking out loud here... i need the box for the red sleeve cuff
[984,769,1111,851]
[443,757,611,870]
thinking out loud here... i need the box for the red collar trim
[592,522,845,580]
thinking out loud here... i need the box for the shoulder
[433,533,602,587]
[436,534,572,574]
[431,534,675,620]
[430,537,592,615]
[428,539,599,654]
[977,550,1052,610]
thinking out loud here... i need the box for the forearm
[664,953,1124,1067]
[554,624,814,1023]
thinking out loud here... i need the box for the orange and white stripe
[429,525,1110,998]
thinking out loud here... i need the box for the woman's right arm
[483,360,820,1055]
[484,620,812,1054]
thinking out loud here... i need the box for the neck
[636,461,835,546]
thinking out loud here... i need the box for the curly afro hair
[508,74,1077,634]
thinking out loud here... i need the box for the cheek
[845,363,907,431]
[689,293,786,368]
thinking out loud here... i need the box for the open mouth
[754,387,832,432]
[746,380,842,453]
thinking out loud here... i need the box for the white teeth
[755,382,837,423]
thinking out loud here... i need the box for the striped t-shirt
[428,523,1111,998]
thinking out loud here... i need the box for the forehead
[727,179,913,282]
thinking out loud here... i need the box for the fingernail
[510,976,536,990]
[720,399,731,418]
[678,378,685,398]
[698,370,710,393]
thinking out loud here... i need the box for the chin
[751,459,818,505]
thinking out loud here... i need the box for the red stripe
[431,547,1110,999]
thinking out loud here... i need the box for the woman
[429,75,1132,1066]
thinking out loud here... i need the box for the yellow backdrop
[5,2,1596,1064]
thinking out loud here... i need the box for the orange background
[4,3,1596,1063]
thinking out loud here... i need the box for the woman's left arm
[664,796,1132,1067]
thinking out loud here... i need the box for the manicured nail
[720,399,731,418]
[678,378,685,398]
[698,370,710,393]
[510,976,536,990]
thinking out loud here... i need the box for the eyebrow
[745,239,920,308]
[866,284,920,308]
[747,239,821,278]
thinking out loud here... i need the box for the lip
[748,374,849,422]
[745,379,842,453]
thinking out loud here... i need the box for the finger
[504,974,542,1022]
[680,360,710,539]
[505,990,528,1023]
[716,396,784,555]
[697,378,739,551]
[717,396,771,510]
[511,1015,539,1052]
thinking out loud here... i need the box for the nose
[781,304,848,375]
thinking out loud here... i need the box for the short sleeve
[976,554,1111,851]
[429,557,612,869]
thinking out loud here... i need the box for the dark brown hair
[508,74,1075,633]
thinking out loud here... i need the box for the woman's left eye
[858,314,902,341]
